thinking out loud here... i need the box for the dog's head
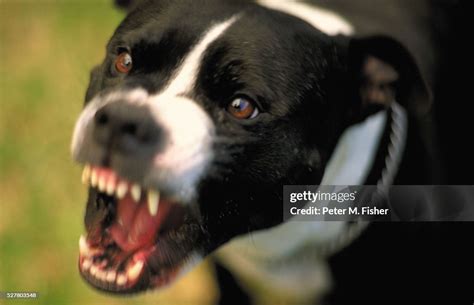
[72,0,430,294]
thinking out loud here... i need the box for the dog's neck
[216,105,408,300]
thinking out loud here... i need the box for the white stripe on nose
[162,15,240,96]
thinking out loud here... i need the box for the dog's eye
[226,97,259,120]
[115,52,133,74]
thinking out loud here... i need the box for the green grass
[0,1,217,304]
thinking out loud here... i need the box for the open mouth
[78,165,202,293]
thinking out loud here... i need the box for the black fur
[79,0,436,298]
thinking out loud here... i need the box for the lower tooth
[116,273,127,286]
[79,236,101,257]
[82,259,92,271]
[97,270,107,281]
[79,235,89,256]
[128,261,144,281]
[106,271,116,283]
[90,265,98,276]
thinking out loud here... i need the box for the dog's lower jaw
[79,219,206,294]
[79,236,204,294]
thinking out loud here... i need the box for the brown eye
[226,97,259,120]
[115,52,132,74]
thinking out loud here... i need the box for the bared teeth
[127,260,144,281]
[106,178,116,196]
[90,265,98,276]
[79,235,88,255]
[79,235,102,257]
[90,169,98,187]
[97,270,107,281]
[79,235,97,257]
[131,184,141,203]
[82,167,166,219]
[98,175,106,192]
[82,164,91,185]
[82,259,92,271]
[147,190,160,216]
[116,181,128,199]
[116,273,127,286]
[106,271,116,283]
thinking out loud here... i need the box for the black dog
[72,0,435,302]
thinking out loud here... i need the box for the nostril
[121,122,138,136]
[121,122,157,144]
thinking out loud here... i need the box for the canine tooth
[98,175,106,192]
[82,165,91,185]
[91,169,98,187]
[79,235,102,257]
[127,260,144,281]
[106,179,116,195]
[131,184,141,202]
[116,182,128,199]
[106,271,116,283]
[79,235,90,256]
[97,270,107,281]
[90,265,98,276]
[116,273,127,286]
[82,259,92,271]
[79,235,98,257]
[147,190,160,216]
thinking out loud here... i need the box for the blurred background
[0,1,218,304]
[1,0,472,304]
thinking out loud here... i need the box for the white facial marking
[258,0,354,35]
[139,16,239,200]
[147,96,214,200]
[163,16,239,96]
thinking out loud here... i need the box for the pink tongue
[108,195,171,253]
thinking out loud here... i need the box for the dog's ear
[115,0,145,11]
[348,36,432,117]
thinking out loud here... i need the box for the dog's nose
[93,102,161,154]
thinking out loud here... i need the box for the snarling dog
[71,0,431,300]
